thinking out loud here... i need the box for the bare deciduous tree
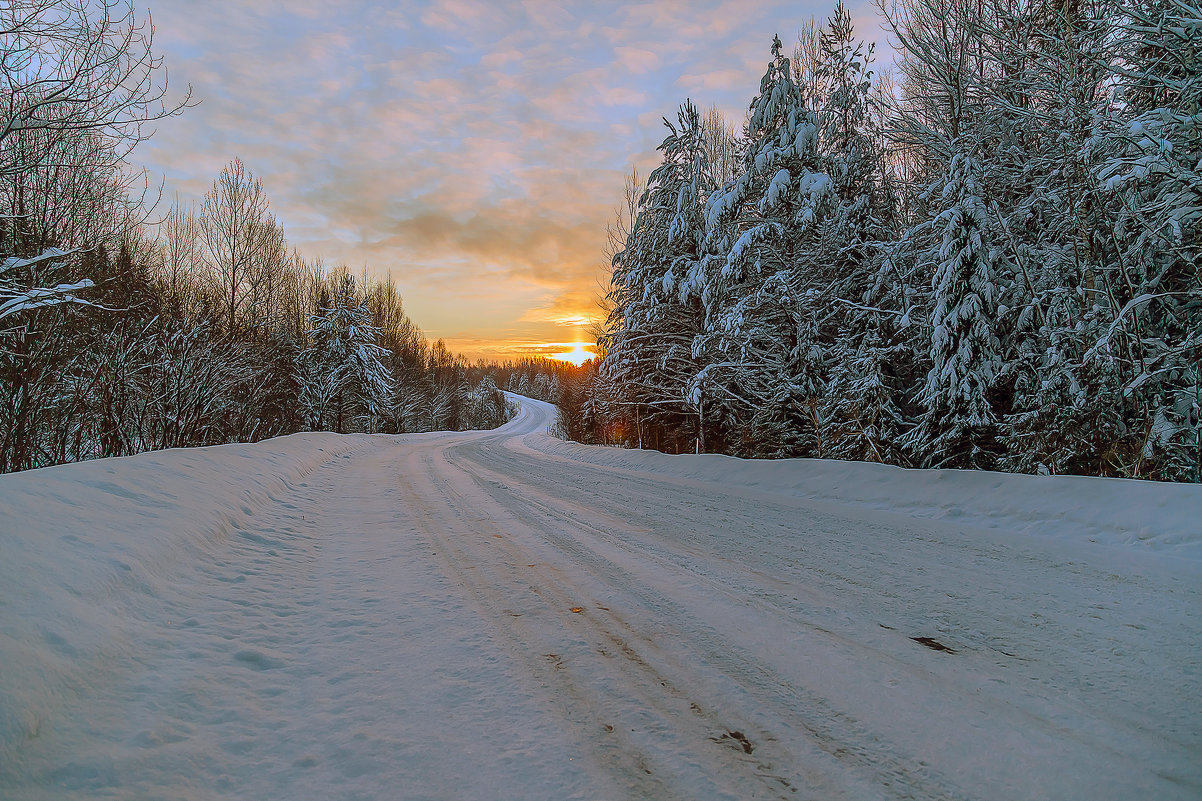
[157,196,200,315]
[200,157,275,334]
[701,105,740,185]
[0,0,191,181]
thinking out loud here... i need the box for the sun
[549,343,595,367]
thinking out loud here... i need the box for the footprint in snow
[234,649,286,670]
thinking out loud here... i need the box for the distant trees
[580,0,1201,481]
[0,148,517,474]
[502,357,601,443]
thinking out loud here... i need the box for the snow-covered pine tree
[873,0,999,470]
[823,323,912,463]
[602,100,714,451]
[698,35,830,457]
[906,152,1002,468]
[300,272,392,434]
[980,0,1120,476]
[806,2,909,461]
[1095,0,1202,479]
[532,372,553,402]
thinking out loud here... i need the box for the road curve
[1,394,1198,800]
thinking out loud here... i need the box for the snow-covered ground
[1,394,1199,800]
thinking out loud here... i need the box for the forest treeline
[0,1,510,474]
[557,0,1200,482]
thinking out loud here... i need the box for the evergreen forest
[558,0,1200,482]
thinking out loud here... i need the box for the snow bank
[518,403,1201,561]
[0,434,370,758]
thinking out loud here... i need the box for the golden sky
[141,0,889,362]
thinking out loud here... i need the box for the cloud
[677,67,754,95]
[519,285,608,326]
[614,46,660,74]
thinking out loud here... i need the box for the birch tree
[200,157,274,336]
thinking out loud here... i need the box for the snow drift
[523,431,1202,559]
[0,434,370,758]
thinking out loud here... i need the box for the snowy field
[1,394,1199,800]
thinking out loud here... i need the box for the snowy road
[1,394,1200,800]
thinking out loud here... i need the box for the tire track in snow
[397,424,974,800]
[435,439,973,801]
[462,419,1202,792]
[396,445,767,800]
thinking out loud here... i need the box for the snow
[0,248,95,321]
[528,425,1202,559]
[761,168,792,211]
[798,170,831,199]
[1,394,1200,800]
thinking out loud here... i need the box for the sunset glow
[548,344,596,367]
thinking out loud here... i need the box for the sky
[138,0,891,362]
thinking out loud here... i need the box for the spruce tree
[906,153,1001,468]
[300,273,392,433]
[699,35,829,456]
[602,101,714,450]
